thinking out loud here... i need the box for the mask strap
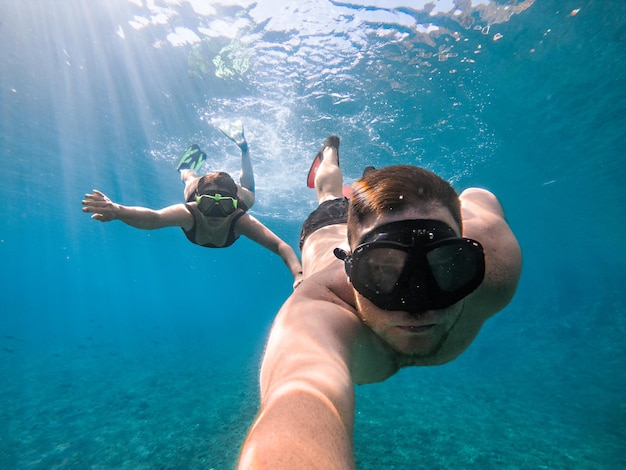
[333,248,352,277]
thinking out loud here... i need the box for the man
[82,121,303,288]
[237,136,522,468]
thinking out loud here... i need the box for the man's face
[349,205,465,359]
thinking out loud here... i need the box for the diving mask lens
[196,193,238,216]
[426,241,483,292]
[351,245,409,294]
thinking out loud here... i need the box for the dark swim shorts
[300,197,349,250]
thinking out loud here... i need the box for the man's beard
[354,302,464,368]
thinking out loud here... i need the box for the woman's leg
[314,138,343,204]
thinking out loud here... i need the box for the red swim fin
[307,136,340,188]
[306,152,322,188]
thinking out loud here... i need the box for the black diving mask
[334,219,485,312]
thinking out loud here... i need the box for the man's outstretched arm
[238,295,359,469]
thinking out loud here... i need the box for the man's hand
[81,190,119,222]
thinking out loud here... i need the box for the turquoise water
[1,0,625,468]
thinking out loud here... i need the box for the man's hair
[196,172,238,197]
[348,165,461,244]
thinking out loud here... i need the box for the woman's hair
[348,165,461,244]
[196,172,238,197]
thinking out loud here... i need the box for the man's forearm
[238,390,355,470]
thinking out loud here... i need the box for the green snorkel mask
[195,193,238,217]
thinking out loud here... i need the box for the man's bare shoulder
[286,265,357,324]
[301,224,349,278]
[264,267,399,385]
[260,269,358,381]
[460,187,505,217]
[460,188,522,317]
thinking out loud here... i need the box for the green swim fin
[176,144,207,172]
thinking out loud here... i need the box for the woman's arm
[236,214,303,288]
[82,189,193,231]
